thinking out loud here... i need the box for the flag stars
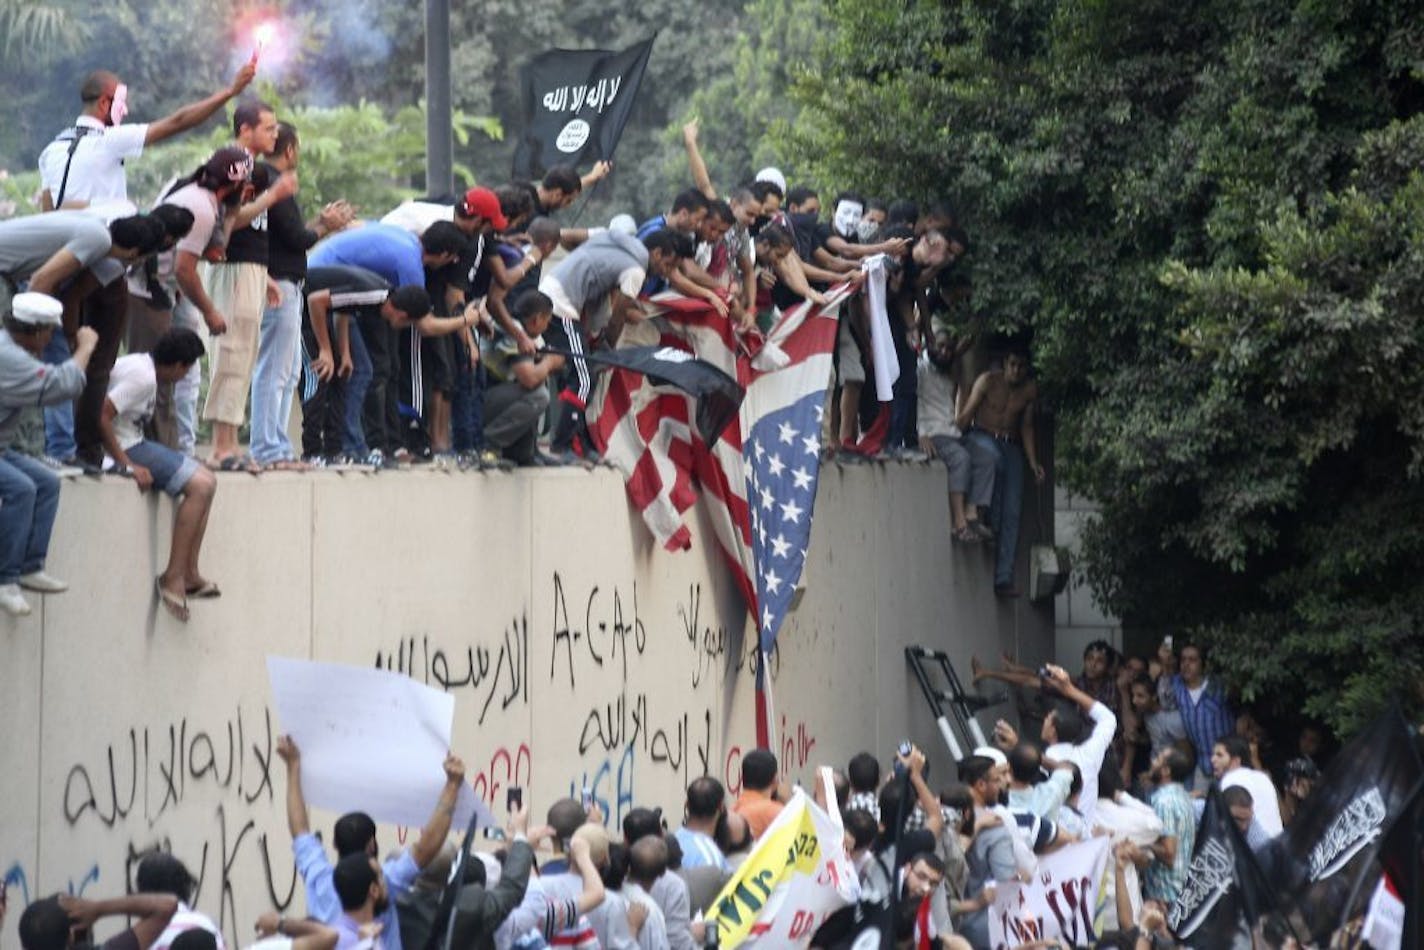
[764,568,783,595]
[753,441,765,461]
[792,466,813,490]
[778,421,798,445]
[814,404,824,423]
[802,434,820,456]
[762,606,775,631]
[768,453,786,476]
[758,521,768,545]
[780,498,804,524]
[760,486,774,510]
[771,534,792,559]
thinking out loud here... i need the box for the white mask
[109,83,129,126]
[833,200,864,239]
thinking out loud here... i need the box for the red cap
[459,187,507,231]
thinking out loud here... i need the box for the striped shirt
[673,826,728,872]
[1144,782,1195,903]
[1170,675,1234,778]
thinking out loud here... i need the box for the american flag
[589,284,855,746]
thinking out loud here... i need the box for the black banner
[544,343,743,443]
[512,37,656,179]
[1168,784,1276,947]
[1262,705,1424,941]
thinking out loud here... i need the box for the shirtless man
[957,350,1043,595]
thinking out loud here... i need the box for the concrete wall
[0,462,1054,950]
[1052,486,1122,664]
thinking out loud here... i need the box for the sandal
[186,580,221,599]
[210,454,260,474]
[155,578,189,621]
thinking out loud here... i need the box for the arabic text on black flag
[1168,784,1275,948]
[1261,705,1424,942]
[512,37,656,179]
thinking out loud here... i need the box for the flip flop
[186,581,221,599]
[155,578,189,621]
[953,525,981,543]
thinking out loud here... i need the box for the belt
[972,425,1019,444]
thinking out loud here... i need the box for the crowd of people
[0,63,1040,619]
[7,638,1360,950]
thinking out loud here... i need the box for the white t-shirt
[623,882,670,950]
[380,200,453,235]
[133,183,222,299]
[1221,766,1284,837]
[38,116,149,206]
[1045,701,1119,828]
[106,353,157,450]
[152,902,227,950]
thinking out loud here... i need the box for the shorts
[422,334,455,393]
[837,316,866,385]
[126,439,201,497]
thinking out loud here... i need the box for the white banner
[266,656,488,830]
[988,836,1112,948]
[707,790,859,948]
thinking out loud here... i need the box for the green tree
[786,0,1424,733]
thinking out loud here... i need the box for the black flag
[512,37,656,179]
[1262,705,1424,942]
[544,344,743,443]
[1168,784,1277,948]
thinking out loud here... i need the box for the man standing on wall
[37,61,256,468]
[957,348,1044,597]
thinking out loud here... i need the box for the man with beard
[918,328,993,542]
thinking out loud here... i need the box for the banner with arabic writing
[511,37,656,179]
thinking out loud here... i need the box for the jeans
[451,338,485,453]
[0,450,60,584]
[342,313,374,456]
[40,333,76,461]
[966,430,1025,587]
[250,278,303,463]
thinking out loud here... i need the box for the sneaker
[39,456,84,478]
[478,449,513,471]
[19,571,68,593]
[301,454,330,469]
[391,447,414,467]
[364,449,398,470]
[0,584,32,617]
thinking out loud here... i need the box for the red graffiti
[724,746,743,796]
[779,716,817,773]
[470,744,532,805]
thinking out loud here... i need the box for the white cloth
[38,115,148,206]
[1221,766,1283,837]
[1045,701,1119,829]
[1094,793,1164,931]
[106,353,157,451]
[860,254,898,401]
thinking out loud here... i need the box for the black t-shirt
[224,159,270,265]
[261,163,319,282]
[432,231,492,304]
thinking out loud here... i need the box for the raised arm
[60,894,178,950]
[903,745,944,839]
[276,735,311,838]
[568,835,608,915]
[408,754,466,869]
[146,61,256,145]
[581,161,612,191]
[682,121,716,199]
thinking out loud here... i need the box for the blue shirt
[674,826,729,872]
[293,833,418,947]
[636,215,669,294]
[1171,675,1235,778]
[310,224,426,290]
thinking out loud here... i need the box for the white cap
[755,167,787,194]
[608,213,638,236]
[10,292,63,327]
[973,746,1008,768]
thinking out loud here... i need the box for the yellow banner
[707,802,823,948]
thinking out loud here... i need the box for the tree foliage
[787,0,1424,733]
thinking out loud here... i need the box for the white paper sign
[988,836,1112,948]
[266,656,488,830]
